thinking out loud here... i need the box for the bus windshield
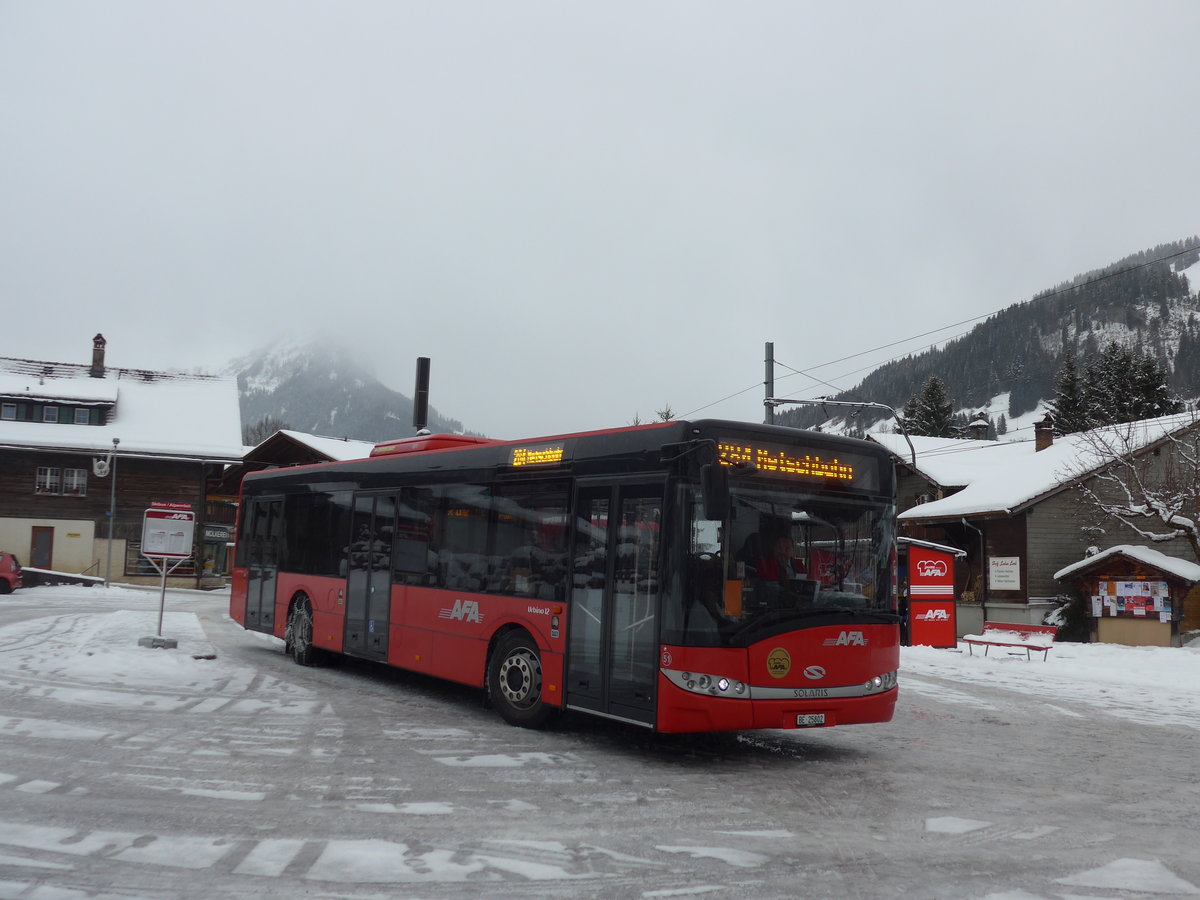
[666,481,896,647]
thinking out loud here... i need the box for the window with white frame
[35,467,61,494]
[74,408,90,425]
[42,406,58,423]
[1,403,14,420]
[62,468,87,496]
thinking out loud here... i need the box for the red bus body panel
[389,586,564,703]
[231,570,568,708]
[655,624,899,733]
[229,568,248,626]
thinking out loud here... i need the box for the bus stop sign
[141,503,195,559]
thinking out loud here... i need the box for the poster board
[1091,578,1172,624]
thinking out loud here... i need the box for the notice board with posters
[1091,579,1172,624]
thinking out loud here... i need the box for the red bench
[962,621,1057,660]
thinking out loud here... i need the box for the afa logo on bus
[439,599,484,624]
[822,631,868,647]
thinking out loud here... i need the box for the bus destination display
[718,440,855,482]
[509,442,567,468]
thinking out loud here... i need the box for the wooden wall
[0,449,216,578]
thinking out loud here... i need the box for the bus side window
[392,488,433,585]
[430,484,493,591]
[493,482,569,601]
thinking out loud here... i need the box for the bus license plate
[796,713,826,727]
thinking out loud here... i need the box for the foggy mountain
[231,338,470,444]
[778,237,1200,434]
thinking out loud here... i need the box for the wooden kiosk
[1054,545,1200,648]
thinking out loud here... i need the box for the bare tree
[630,404,675,425]
[1062,412,1200,562]
[243,415,291,446]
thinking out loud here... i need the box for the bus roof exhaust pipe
[412,356,431,435]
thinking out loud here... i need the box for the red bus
[230,420,899,733]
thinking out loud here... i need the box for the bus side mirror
[701,464,730,521]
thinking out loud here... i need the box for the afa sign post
[907,543,959,648]
[138,503,195,649]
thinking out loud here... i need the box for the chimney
[1034,413,1055,451]
[968,411,990,441]
[90,334,107,378]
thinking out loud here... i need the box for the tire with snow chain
[488,631,555,728]
[285,596,318,666]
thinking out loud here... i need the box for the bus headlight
[864,671,898,693]
[668,669,747,697]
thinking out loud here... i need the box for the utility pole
[764,342,775,425]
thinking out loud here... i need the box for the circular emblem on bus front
[766,647,791,679]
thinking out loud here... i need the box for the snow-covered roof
[897,537,968,557]
[871,433,1018,489]
[879,412,1200,521]
[1054,545,1200,584]
[0,366,118,403]
[276,430,375,461]
[0,356,243,462]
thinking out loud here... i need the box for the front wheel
[285,596,318,666]
[488,631,555,728]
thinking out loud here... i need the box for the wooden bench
[962,621,1057,660]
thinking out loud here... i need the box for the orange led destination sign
[718,441,854,481]
[509,443,566,468]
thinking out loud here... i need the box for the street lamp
[764,397,917,467]
[104,438,119,588]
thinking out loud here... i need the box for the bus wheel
[489,631,554,728]
[286,596,317,667]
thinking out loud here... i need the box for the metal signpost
[138,503,195,649]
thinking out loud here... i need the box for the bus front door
[343,492,394,659]
[566,482,663,727]
[245,498,282,633]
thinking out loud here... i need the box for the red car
[0,552,21,593]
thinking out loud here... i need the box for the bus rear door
[566,481,663,727]
[343,492,393,659]
[245,497,282,633]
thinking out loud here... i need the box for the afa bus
[230,419,900,733]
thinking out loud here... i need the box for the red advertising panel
[908,545,957,647]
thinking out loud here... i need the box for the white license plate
[796,713,826,727]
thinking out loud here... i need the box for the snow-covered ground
[904,637,1200,732]
[6,584,1195,733]
[1,584,1197,899]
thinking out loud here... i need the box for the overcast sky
[3,2,1198,439]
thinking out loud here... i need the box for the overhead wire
[680,241,1200,419]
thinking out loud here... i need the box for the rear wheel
[285,596,317,666]
[488,631,555,728]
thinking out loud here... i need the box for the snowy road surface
[0,585,1197,899]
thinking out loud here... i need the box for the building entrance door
[31,527,53,569]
